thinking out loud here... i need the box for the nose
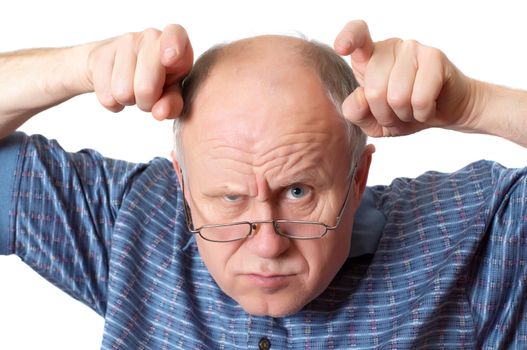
[245,221,291,258]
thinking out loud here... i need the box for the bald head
[173,34,365,176]
[214,35,308,62]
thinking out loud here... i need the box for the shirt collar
[349,187,385,258]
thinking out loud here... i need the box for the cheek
[303,231,351,290]
[195,238,240,289]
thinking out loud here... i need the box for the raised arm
[0,24,193,140]
[334,20,527,148]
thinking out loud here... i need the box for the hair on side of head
[172,43,227,175]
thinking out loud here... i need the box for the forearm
[469,81,527,148]
[0,45,93,139]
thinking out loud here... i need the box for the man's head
[171,35,374,317]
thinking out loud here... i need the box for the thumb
[160,24,194,79]
[343,87,370,122]
[342,87,381,136]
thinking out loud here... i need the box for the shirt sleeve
[465,161,527,347]
[1,132,147,316]
[0,133,25,254]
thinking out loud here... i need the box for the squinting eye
[223,194,241,202]
[286,185,307,200]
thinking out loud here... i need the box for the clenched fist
[334,20,479,137]
[85,24,193,120]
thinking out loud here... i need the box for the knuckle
[119,32,137,46]
[401,39,420,51]
[424,47,445,62]
[101,99,115,110]
[385,37,402,46]
[411,95,431,112]
[142,27,161,40]
[97,92,114,106]
[100,97,121,112]
[396,39,419,56]
[364,87,386,103]
[113,86,135,105]
[135,82,159,100]
[387,91,409,110]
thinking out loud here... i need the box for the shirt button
[258,336,271,350]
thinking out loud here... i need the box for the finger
[342,87,382,136]
[151,84,184,120]
[93,47,125,113]
[363,39,402,128]
[134,28,165,111]
[411,46,445,123]
[160,24,194,80]
[111,34,138,106]
[334,20,374,71]
[386,40,419,122]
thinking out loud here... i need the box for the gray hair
[173,37,366,179]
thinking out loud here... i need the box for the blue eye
[287,185,306,200]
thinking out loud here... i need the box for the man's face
[175,37,371,317]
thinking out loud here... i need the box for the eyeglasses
[181,164,357,243]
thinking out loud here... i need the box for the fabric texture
[0,132,24,254]
[2,132,527,349]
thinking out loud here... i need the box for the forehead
[181,37,349,185]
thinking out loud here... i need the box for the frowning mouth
[243,273,296,290]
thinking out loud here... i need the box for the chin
[236,293,311,317]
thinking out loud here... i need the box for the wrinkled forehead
[180,36,350,181]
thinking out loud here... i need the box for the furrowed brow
[274,168,328,188]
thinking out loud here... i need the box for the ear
[352,144,375,210]
[171,150,184,191]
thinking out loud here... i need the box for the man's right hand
[0,24,193,140]
[83,24,193,120]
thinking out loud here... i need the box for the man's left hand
[334,20,481,138]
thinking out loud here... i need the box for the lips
[244,273,295,291]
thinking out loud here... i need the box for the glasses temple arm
[180,174,199,233]
[332,163,357,228]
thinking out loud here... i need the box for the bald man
[1,21,526,349]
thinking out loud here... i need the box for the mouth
[243,273,296,291]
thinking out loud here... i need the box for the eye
[223,194,242,203]
[286,184,309,200]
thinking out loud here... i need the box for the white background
[1,1,526,348]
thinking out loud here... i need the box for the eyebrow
[273,167,330,189]
[201,184,248,197]
[200,182,255,198]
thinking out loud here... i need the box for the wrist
[451,78,490,134]
[459,80,527,147]
[57,43,96,96]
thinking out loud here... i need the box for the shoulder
[371,160,526,214]
[367,160,527,258]
[365,160,527,260]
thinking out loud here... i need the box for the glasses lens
[199,223,252,242]
[274,221,326,239]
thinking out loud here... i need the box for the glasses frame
[181,163,357,243]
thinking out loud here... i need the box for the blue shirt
[1,132,526,349]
